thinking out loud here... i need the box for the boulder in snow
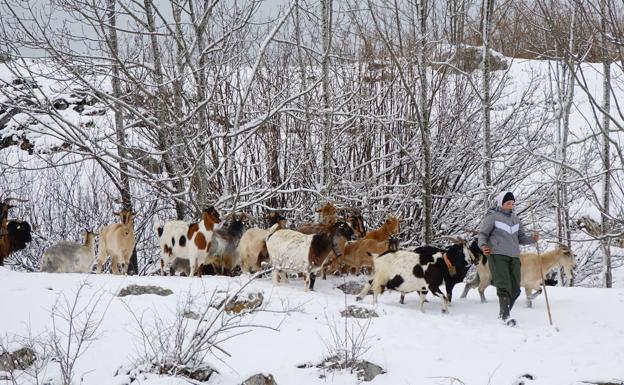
[241,373,278,385]
[117,285,173,297]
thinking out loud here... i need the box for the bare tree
[481,0,495,208]
[598,0,612,288]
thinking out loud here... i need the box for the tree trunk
[294,0,315,183]
[600,0,612,288]
[552,2,576,287]
[144,0,186,219]
[481,0,494,209]
[106,0,137,274]
[321,0,333,194]
[417,0,433,243]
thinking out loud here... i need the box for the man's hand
[481,245,491,256]
[532,231,540,242]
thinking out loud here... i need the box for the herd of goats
[0,198,575,312]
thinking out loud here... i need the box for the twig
[531,204,554,328]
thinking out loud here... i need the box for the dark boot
[498,295,517,327]
[498,295,511,320]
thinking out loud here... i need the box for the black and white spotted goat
[356,238,481,312]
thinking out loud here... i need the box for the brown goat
[343,207,366,238]
[317,202,338,225]
[325,238,387,275]
[297,202,338,234]
[0,200,12,264]
[325,234,401,276]
[364,216,400,242]
[0,198,31,266]
[96,210,136,275]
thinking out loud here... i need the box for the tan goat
[238,212,286,273]
[96,210,136,275]
[463,246,574,307]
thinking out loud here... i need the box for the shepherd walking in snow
[478,191,539,326]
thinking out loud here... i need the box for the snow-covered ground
[1,267,623,385]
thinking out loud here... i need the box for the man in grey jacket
[478,191,539,326]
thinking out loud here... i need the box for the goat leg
[309,272,316,291]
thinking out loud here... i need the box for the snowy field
[1,267,623,385]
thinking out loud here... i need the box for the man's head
[496,191,515,212]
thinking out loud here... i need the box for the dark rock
[340,305,378,319]
[354,360,385,382]
[306,356,385,382]
[117,361,217,383]
[214,292,264,314]
[182,310,201,320]
[336,281,366,295]
[153,363,216,381]
[241,373,278,385]
[0,347,36,371]
[181,365,216,381]
[117,285,173,297]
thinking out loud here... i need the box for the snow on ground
[1,267,623,385]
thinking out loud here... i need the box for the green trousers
[488,254,521,301]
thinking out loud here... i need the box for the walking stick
[531,207,557,331]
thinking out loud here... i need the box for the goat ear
[113,211,120,216]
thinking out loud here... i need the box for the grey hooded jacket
[477,206,533,258]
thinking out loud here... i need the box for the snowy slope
[1,267,623,385]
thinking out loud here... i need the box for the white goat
[40,230,96,273]
[96,210,136,275]
[155,206,221,276]
[356,249,448,312]
[265,221,356,291]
